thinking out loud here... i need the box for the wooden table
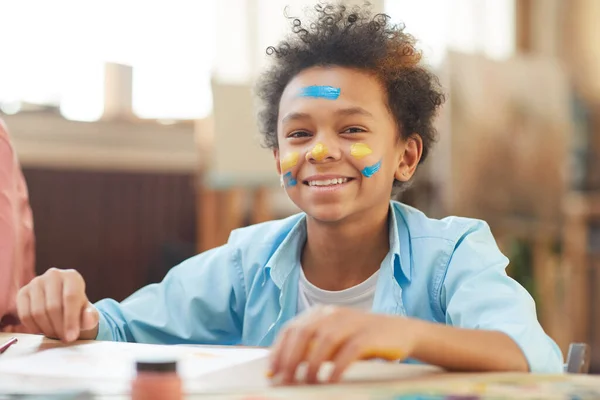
[1,333,599,399]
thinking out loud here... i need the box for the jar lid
[136,359,178,373]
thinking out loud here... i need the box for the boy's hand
[268,306,421,384]
[16,268,99,343]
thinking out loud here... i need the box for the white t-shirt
[297,267,380,314]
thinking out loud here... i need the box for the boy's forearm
[407,319,529,372]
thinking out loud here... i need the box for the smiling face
[274,66,422,223]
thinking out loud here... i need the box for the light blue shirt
[94,201,563,373]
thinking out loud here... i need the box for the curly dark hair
[255,2,446,190]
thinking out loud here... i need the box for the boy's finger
[328,336,363,383]
[16,289,38,333]
[62,277,85,342]
[268,326,292,379]
[305,328,349,384]
[280,322,318,384]
[29,285,56,338]
[80,304,99,331]
[44,275,65,340]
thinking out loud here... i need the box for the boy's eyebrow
[334,107,374,118]
[281,112,311,125]
[281,107,374,125]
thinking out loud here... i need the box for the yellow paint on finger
[305,339,404,362]
[310,143,328,161]
[280,152,299,171]
[350,143,373,159]
[360,347,405,361]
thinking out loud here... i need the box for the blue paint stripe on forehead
[298,85,341,100]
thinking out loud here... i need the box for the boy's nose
[305,141,341,163]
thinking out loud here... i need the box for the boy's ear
[273,149,282,175]
[394,134,422,181]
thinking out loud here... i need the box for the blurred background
[1,0,599,370]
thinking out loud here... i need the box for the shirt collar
[263,215,307,288]
[389,201,412,282]
[263,201,411,288]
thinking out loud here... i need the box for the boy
[16,3,563,384]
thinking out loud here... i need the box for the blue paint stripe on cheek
[284,171,297,187]
[361,160,382,178]
[298,86,340,100]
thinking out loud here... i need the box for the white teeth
[308,178,348,186]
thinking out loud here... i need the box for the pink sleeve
[0,125,18,320]
[0,120,35,330]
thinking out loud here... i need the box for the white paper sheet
[0,342,270,395]
[0,341,443,396]
[0,341,268,380]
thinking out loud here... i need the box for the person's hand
[268,305,422,384]
[16,268,99,343]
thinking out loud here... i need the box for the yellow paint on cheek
[310,143,328,161]
[280,152,299,171]
[350,143,373,159]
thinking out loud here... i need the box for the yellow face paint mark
[350,143,373,159]
[310,143,328,161]
[280,152,299,171]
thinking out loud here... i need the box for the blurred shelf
[3,112,198,173]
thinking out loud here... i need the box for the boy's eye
[288,131,311,138]
[342,127,366,134]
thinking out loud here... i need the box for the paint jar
[131,359,183,400]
